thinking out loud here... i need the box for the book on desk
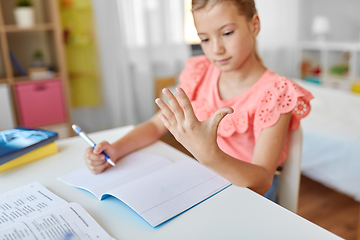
[0,127,58,172]
[0,182,115,240]
[58,151,231,227]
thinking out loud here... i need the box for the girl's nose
[212,39,225,55]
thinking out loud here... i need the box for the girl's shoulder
[183,55,210,69]
[217,70,314,139]
[179,56,212,100]
[180,55,211,80]
[251,70,314,140]
[255,70,313,105]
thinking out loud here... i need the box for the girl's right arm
[84,111,168,174]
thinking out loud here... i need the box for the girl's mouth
[216,57,231,65]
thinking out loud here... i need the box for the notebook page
[107,161,231,227]
[0,202,115,240]
[0,182,67,230]
[58,152,172,199]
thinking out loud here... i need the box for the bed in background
[294,79,360,202]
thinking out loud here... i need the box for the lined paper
[59,152,231,227]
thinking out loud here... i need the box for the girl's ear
[250,13,261,37]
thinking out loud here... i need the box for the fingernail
[155,98,161,105]
[176,88,182,94]
[162,88,169,95]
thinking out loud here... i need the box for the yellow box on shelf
[351,82,360,94]
[0,142,58,172]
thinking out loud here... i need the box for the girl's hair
[191,0,263,64]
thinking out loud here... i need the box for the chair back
[278,127,303,213]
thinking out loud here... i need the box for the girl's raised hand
[83,141,115,174]
[155,87,233,163]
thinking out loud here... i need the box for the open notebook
[58,152,231,227]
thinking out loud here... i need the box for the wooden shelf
[13,73,60,83]
[0,23,55,32]
[0,0,72,137]
[300,41,360,51]
[69,71,96,78]
[13,76,30,82]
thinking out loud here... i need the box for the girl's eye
[201,38,209,43]
[224,31,234,36]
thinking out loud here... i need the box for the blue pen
[72,124,116,167]
[62,232,74,240]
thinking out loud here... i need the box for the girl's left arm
[206,111,292,195]
[156,87,292,195]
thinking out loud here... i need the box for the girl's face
[193,2,260,72]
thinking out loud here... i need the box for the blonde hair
[191,0,262,64]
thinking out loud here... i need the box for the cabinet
[0,0,72,138]
[300,41,360,92]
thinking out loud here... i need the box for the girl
[83,0,313,202]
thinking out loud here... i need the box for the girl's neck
[218,57,266,100]
[221,55,266,85]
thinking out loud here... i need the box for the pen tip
[108,159,116,167]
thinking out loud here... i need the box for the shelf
[69,71,96,78]
[300,41,360,51]
[322,74,350,81]
[13,76,30,82]
[0,0,72,132]
[13,73,60,83]
[0,23,55,33]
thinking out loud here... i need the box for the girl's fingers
[210,107,234,130]
[175,87,197,121]
[162,88,185,123]
[155,98,177,126]
[93,141,109,154]
[87,156,106,166]
[89,162,108,174]
[84,147,106,166]
[158,114,172,130]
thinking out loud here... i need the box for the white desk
[0,126,342,240]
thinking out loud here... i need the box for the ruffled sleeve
[178,55,210,100]
[253,77,314,140]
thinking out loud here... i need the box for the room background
[69,0,360,133]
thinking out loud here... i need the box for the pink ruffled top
[178,56,314,165]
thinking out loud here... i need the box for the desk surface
[0,126,342,240]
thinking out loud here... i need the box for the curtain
[71,0,191,133]
[255,0,301,78]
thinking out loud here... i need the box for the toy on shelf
[301,60,322,84]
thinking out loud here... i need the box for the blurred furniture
[0,125,343,240]
[358,210,360,240]
[59,0,101,108]
[155,76,176,104]
[279,127,303,213]
[299,41,360,93]
[358,211,360,240]
[295,79,360,203]
[0,83,15,130]
[0,0,71,138]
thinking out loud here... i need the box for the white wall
[299,0,360,42]
[255,0,300,78]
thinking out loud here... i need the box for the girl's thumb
[209,107,234,129]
